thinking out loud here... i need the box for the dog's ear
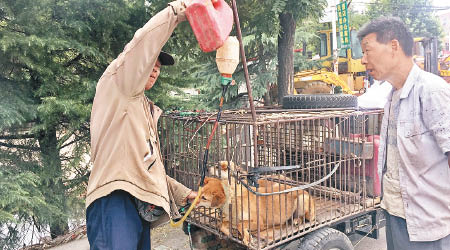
[219,161,228,171]
[211,192,225,207]
[204,177,211,185]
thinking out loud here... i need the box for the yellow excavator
[293,28,366,95]
[413,37,450,83]
[282,28,363,109]
[440,55,450,83]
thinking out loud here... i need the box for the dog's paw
[242,230,252,246]
[220,223,231,237]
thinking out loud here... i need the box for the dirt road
[50,223,387,250]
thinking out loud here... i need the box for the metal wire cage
[160,108,383,250]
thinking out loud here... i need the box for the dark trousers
[86,190,151,250]
[385,210,450,250]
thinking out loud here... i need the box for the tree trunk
[263,83,272,106]
[38,128,68,238]
[277,12,296,103]
[302,41,307,57]
[257,41,273,106]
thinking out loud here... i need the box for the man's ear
[391,39,400,54]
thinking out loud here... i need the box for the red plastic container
[367,135,381,196]
[347,134,381,197]
[185,0,234,52]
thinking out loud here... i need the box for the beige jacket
[87,0,191,227]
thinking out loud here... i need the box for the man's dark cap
[158,51,175,66]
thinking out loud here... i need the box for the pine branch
[0,134,36,140]
[60,156,75,162]
[0,14,10,23]
[0,142,39,151]
[59,134,88,150]
[65,174,89,189]
[32,216,41,232]
[64,53,82,68]
[5,25,27,35]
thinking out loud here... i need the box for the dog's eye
[201,196,207,200]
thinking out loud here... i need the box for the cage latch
[245,173,260,188]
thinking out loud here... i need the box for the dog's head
[196,177,226,208]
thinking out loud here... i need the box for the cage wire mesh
[160,108,383,250]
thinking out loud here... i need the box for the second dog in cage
[198,162,315,246]
[209,161,242,178]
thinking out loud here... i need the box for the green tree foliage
[0,0,152,247]
[366,0,442,37]
[348,7,370,29]
[294,19,328,68]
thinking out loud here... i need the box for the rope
[200,83,230,186]
[169,186,203,227]
[239,162,342,196]
[353,224,378,248]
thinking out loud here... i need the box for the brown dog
[197,175,315,245]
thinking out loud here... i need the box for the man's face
[145,60,161,90]
[361,33,395,81]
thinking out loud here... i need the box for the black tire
[282,94,357,109]
[182,222,245,250]
[297,227,354,250]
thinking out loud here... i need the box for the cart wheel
[182,222,245,250]
[297,227,354,250]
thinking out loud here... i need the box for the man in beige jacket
[86,1,200,249]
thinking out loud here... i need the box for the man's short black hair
[357,16,413,57]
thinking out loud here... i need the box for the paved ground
[352,227,387,250]
[49,224,387,250]
[49,238,89,250]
